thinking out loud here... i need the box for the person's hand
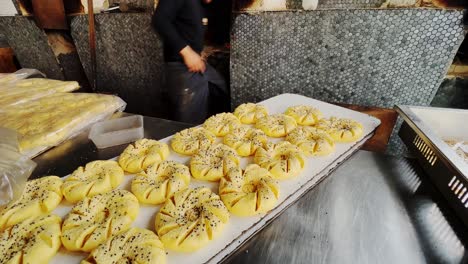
[180,46,206,73]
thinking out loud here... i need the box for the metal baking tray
[51,94,381,264]
[396,105,468,226]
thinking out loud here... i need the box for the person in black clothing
[152,0,229,124]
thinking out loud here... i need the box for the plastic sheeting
[0,69,126,158]
[0,128,36,207]
[0,93,126,157]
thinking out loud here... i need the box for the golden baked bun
[190,144,240,181]
[171,127,216,155]
[219,165,280,216]
[61,189,139,252]
[316,117,363,142]
[284,105,323,125]
[61,160,124,203]
[82,227,166,264]
[131,161,191,205]
[118,139,170,173]
[0,214,62,264]
[255,114,297,138]
[155,187,229,252]
[286,127,335,156]
[203,112,241,137]
[233,103,268,124]
[223,127,268,156]
[0,176,62,230]
[254,141,306,180]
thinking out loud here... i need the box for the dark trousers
[164,62,229,124]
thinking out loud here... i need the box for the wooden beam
[0,47,17,73]
[447,63,468,78]
[87,0,97,91]
[46,31,91,91]
[380,0,420,8]
[423,0,468,8]
[46,32,76,56]
[31,0,68,30]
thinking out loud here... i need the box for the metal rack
[396,105,468,227]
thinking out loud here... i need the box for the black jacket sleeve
[152,0,187,54]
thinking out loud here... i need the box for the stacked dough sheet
[0,78,80,107]
[0,78,125,157]
[0,98,367,264]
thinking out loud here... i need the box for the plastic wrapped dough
[0,78,80,108]
[0,69,45,85]
[0,128,36,208]
[0,93,126,157]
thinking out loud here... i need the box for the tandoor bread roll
[223,126,268,156]
[233,103,268,124]
[82,227,166,264]
[316,117,363,143]
[254,141,306,180]
[61,189,139,252]
[171,127,216,156]
[118,139,170,173]
[0,214,62,264]
[219,165,280,216]
[61,160,124,203]
[284,105,323,125]
[286,127,335,156]
[155,187,229,252]
[203,112,241,137]
[190,144,240,181]
[131,161,191,205]
[0,176,62,230]
[256,114,297,138]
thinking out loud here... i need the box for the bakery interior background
[0,0,466,116]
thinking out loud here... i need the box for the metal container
[396,105,468,226]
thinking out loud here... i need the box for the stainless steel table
[32,115,468,263]
[226,151,468,264]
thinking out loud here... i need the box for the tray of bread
[0,94,380,264]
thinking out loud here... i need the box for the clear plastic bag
[0,126,17,153]
[0,78,80,109]
[0,68,45,85]
[0,93,126,158]
[0,128,36,207]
